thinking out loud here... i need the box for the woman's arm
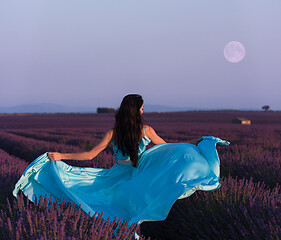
[144,125,201,146]
[145,125,166,145]
[48,129,113,161]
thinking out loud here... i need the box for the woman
[47,94,167,165]
[13,94,229,231]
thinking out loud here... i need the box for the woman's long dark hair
[112,94,144,167]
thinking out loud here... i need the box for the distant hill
[0,103,201,113]
[0,103,260,114]
[0,103,96,114]
[143,104,202,112]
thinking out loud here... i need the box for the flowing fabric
[13,136,229,226]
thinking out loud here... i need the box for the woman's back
[112,127,151,164]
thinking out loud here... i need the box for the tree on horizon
[97,107,115,113]
[262,105,270,111]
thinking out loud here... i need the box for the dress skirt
[13,136,229,226]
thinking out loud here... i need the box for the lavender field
[0,111,281,239]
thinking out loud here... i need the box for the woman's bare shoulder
[143,125,154,137]
[144,125,151,132]
[143,125,166,144]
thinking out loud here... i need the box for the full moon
[224,41,245,63]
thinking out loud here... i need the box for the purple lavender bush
[141,176,281,239]
[0,150,144,240]
[0,150,28,207]
[0,193,143,240]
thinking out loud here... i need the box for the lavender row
[6,128,108,152]
[140,176,281,239]
[0,193,143,240]
[0,149,28,207]
[0,132,81,162]
[220,144,281,188]
[0,113,114,130]
[0,132,115,169]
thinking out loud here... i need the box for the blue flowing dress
[13,135,229,226]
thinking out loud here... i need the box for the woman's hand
[48,152,63,161]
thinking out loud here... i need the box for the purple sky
[1,0,280,110]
